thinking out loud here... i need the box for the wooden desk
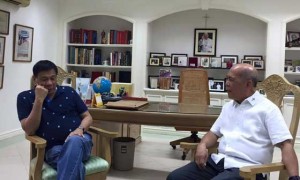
[89,102,221,130]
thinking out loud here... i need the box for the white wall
[3,0,300,139]
[0,0,59,138]
[148,9,266,79]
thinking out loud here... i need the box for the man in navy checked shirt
[17,60,93,180]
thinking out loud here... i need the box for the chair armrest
[25,135,47,180]
[25,134,47,149]
[88,126,118,166]
[180,142,219,161]
[180,142,198,150]
[240,162,285,179]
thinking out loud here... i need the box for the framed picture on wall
[253,60,264,70]
[0,10,10,35]
[162,56,171,66]
[171,53,188,66]
[210,57,222,68]
[194,29,217,56]
[13,24,34,62]
[241,59,252,64]
[200,57,210,67]
[221,55,238,68]
[149,57,160,66]
[209,79,225,92]
[286,31,300,47]
[171,76,180,89]
[0,36,5,64]
[244,55,263,60]
[0,66,4,89]
[150,52,166,66]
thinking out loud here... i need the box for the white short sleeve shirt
[210,91,292,169]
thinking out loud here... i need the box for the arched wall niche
[146,7,269,23]
[147,8,267,80]
[61,12,135,67]
[148,9,267,80]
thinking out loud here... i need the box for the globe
[92,76,112,94]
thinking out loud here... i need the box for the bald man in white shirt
[167,64,300,180]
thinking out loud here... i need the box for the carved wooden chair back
[256,74,300,144]
[56,66,76,89]
[240,74,300,180]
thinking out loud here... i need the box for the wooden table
[89,102,221,130]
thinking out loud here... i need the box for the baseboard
[0,128,24,141]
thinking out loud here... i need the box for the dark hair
[33,60,58,77]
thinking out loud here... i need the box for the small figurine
[118,87,127,97]
[101,30,107,44]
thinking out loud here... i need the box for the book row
[69,29,132,44]
[68,47,132,66]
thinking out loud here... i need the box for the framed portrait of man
[194,29,217,57]
[287,31,300,47]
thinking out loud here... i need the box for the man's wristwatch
[78,126,85,132]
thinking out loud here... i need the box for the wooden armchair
[180,74,300,180]
[170,69,210,160]
[27,66,118,180]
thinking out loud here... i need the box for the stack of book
[70,29,98,44]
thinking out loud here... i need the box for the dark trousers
[166,156,267,180]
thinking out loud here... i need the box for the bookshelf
[66,15,133,83]
[65,15,141,142]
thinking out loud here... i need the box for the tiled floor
[0,129,299,180]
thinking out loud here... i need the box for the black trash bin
[113,137,135,170]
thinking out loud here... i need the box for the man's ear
[245,79,253,88]
[31,75,37,88]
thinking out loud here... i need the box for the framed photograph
[149,57,160,66]
[0,10,10,35]
[295,66,300,73]
[150,52,166,65]
[188,57,199,67]
[171,53,188,66]
[209,79,225,92]
[287,66,294,72]
[221,55,238,68]
[13,24,34,62]
[253,60,264,70]
[0,36,5,64]
[194,28,217,56]
[241,59,252,64]
[210,57,222,68]
[76,77,91,100]
[244,55,263,60]
[287,31,300,47]
[150,52,166,58]
[200,57,210,67]
[148,76,159,89]
[178,56,188,67]
[171,76,180,89]
[162,56,171,66]
[0,66,3,89]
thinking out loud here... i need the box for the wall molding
[0,128,24,141]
